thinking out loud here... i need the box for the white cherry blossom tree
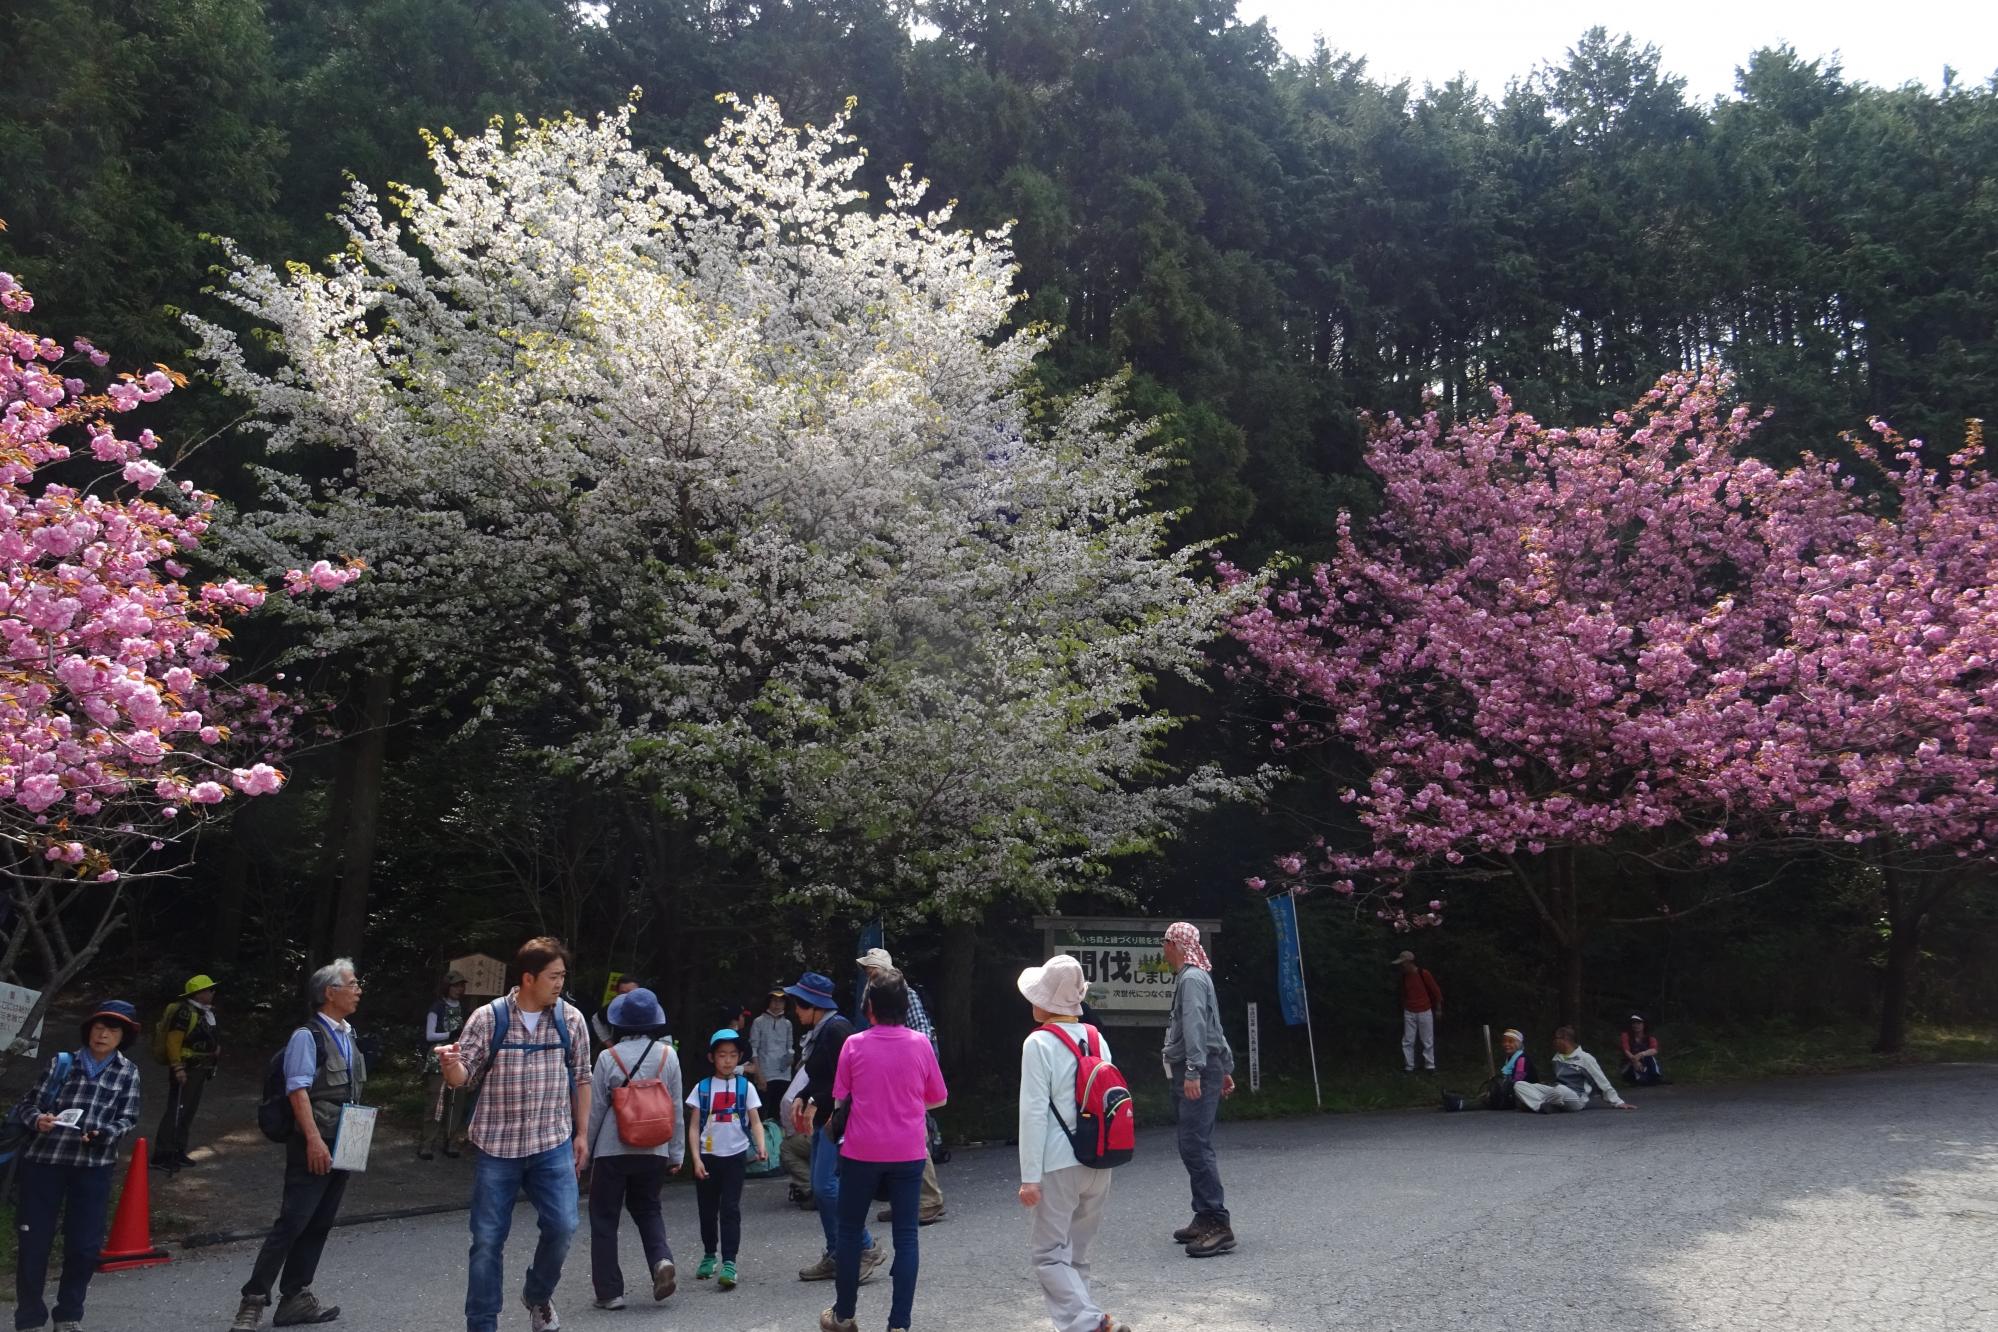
[190,96,1261,919]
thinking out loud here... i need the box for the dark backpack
[1039,1023,1136,1169]
[257,1024,333,1143]
[0,1052,75,1165]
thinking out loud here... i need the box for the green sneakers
[695,1254,718,1280]
[718,1260,738,1290]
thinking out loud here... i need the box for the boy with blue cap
[686,1027,767,1289]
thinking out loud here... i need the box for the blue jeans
[465,1141,577,1332]
[835,1157,924,1329]
[14,1160,113,1330]
[811,1127,872,1255]
[1169,1058,1229,1225]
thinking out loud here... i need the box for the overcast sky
[1237,1,1998,102]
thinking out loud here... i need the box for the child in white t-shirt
[686,1028,766,1289]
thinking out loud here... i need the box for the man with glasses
[231,959,366,1330]
[438,937,593,1332]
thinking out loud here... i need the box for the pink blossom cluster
[1227,371,1998,925]
[1,269,352,880]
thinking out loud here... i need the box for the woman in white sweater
[1016,955,1133,1332]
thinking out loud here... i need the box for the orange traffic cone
[97,1137,172,1272]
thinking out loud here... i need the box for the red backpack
[1039,1022,1136,1168]
[607,1039,677,1149]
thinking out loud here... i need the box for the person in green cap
[154,973,221,1170]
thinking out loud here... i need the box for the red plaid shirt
[457,991,592,1159]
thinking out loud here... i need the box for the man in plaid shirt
[439,937,594,1332]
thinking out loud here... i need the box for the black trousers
[241,1138,349,1301]
[694,1152,747,1260]
[14,1159,114,1329]
[588,1154,673,1300]
[155,1066,211,1158]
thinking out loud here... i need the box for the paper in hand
[52,1108,83,1129]
[329,1104,378,1172]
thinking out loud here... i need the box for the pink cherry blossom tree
[0,259,357,1061]
[1683,417,1998,1050]
[1226,370,1866,1025]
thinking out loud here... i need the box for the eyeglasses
[331,978,365,990]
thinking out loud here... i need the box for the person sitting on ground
[1484,1028,1536,1109]
[1619,1015,1665,1085]
[1512,1027,1636,1114]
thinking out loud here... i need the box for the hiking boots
[651,1258,677,1301]
[819,1311,859,1332]
[1185,1224,1237,1258]
[798,1254,838,1282]
[231,1296,268,1331]
[876,1206,946,1225]
[858,1244,885,1283]
[271,1289,340,1326]
[1171,1216,1214,1243]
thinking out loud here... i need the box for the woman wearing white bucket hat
[1015,955,1132,1332]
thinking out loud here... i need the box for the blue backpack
[0,1052,75,1165]
[695,1074,749,1124]
[475,998,578,1092]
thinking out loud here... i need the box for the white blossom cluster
[189,96,1262,917]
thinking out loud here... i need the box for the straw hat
[1016,955,1089,1017]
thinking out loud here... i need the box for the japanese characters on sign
[1053,928,1177,1012]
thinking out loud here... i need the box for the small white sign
[0,982,44,1058]
[1247,1001,1262,1093]
[329,1104,378,1172]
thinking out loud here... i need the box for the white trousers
[1401,1009,1436,1070]
[1031,1164,1114,1332]
[1513,1082,1588,1113]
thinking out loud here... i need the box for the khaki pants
[1030,1165,1113,1332]
[921,1152,945,1215]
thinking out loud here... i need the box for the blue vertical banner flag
[1268,892,1308,1027]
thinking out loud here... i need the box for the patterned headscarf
[1164,921,1212,972]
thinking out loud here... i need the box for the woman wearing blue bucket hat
[8,998,144,1331]
[584,987,683,1310]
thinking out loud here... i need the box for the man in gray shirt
[1161,922,1236,1257]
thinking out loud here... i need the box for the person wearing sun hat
[585,986,682,1310]
[1015,955,1132,1332]
[154,972,222,1170]
[10,997,143,1332]
[782,970,884,1286]
[1161,921,1236,1258]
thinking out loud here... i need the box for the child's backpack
[607,1039,676,1148]
[0,1052,74,1166]
[695,1073,749,1123]
[1039,1022,1136,1169]
[257,1024,332,1143]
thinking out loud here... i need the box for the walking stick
[1482,1024,1496,1078]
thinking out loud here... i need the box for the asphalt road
[77,1063,1998,1332]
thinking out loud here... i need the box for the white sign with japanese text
[1034,917,1221,1022]
[0,981,44,1057]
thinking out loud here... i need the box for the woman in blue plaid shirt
[10,998,144,1332]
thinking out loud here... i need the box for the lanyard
[316,1015,355,1077]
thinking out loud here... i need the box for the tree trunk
[331,670,393,962]
[1876,912,1920,1055]
[938,920,978,1082]
[1559,934,1585,1032]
